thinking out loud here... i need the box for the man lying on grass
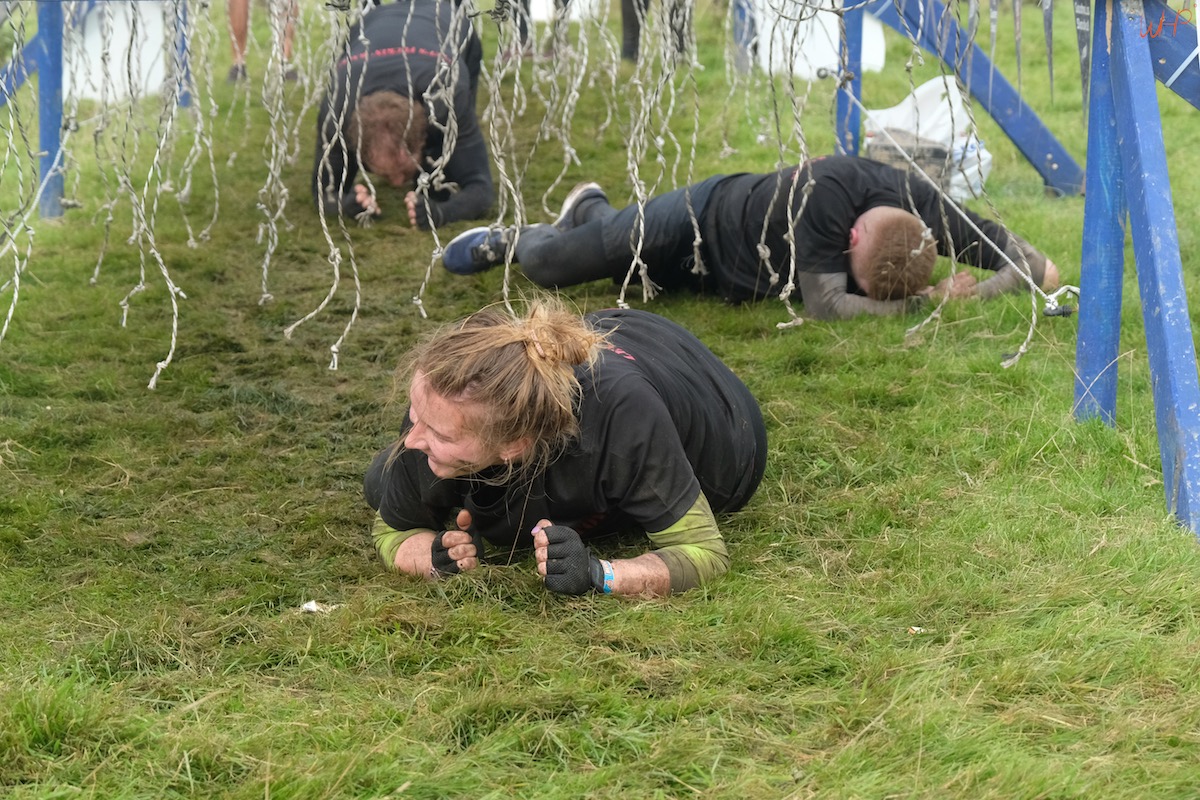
[363,300,766,597]
[441,155,1059,320]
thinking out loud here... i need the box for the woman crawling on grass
[363,299,767,598]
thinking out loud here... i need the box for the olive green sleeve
[371,511,431,570]
[645,492,730,593]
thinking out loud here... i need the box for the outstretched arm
[974,234,1058,299]
[797,270,920,320]
[937,203,1057,298]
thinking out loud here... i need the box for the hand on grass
[931,271,977,299]
[354,184,380,216]
[532,519,603,595]
[430,509,479,576]
[405,192,419,228]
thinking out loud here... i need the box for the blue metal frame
[173,0,193,108]
[835,6,863,156]
[1143,0,1200,110]
[0,0,192,218]
[36,1,64,219]
[1075,0,1200,531]
[841,0,1085,196]
[1072,0,1126,426]
[0,42,32,101]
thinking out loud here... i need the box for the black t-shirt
[699,156,1013,302]
[373,309,765,549]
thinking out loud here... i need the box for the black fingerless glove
[430,530,461,577]
[431,528,486,577]
[542,525,605,595]
[412,196,433,230]
[339,191,368,219]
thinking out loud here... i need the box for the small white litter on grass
[300,600,342,614]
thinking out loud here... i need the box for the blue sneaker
[554,182,607,231]
[442,226,512,275]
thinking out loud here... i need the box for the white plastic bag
[948,138,993,200]
[863,76,992,201]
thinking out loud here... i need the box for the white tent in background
[530,0,603,23]
[527,0,883,80]
[65,1,169,101]
[750,0,886,81]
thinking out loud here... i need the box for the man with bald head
[442,155,1058,320]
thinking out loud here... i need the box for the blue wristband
[599,559,614,594]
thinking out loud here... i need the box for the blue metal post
[1109,0,1200,530]
[836,5,864,156]
[36,0,64,219]
[1073,0,1127,424]
[732,0,756,75]
[174,0,192,108]
[1143,0,1200,111]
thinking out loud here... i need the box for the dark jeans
[515,175,725,290]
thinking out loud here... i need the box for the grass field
[4,0,1200,797]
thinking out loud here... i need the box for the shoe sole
[554,182,606,230]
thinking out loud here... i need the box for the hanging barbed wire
[0,0,1084,384]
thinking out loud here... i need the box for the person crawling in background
[441,155,1059,320]
[312,0,493,230]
